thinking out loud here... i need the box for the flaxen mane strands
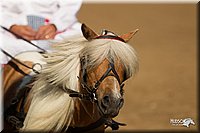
[22,35,138,132]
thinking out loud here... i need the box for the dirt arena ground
[77,3,198,132]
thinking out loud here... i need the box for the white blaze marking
[112,78,121,98]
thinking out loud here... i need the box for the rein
[0,25,46,74]
[0,26,46,52]
[1,49,41,74]
[1,25,44,130]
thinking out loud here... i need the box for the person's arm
[0,1,36,40]
[50,0,82,32]
[10,25,36,40]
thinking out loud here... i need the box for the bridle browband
[95,35,125,42]
[95,29,125,42]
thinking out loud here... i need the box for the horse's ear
[120,29,139,42]
[81,23,98,41]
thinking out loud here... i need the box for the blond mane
[22,36,138,132]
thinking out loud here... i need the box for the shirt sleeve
[50,0,82,32]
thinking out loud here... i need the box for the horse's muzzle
[98,95,124,118]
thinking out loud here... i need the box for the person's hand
[10,25,37,41]
[35,24,57,40]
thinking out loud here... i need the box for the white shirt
[0,0,82,31]
[0,0,83,64]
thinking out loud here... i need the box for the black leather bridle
[66,58,125,102]
[64,30,128,131]
[66,29,127,102]
[64,58,127,132]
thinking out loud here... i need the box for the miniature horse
[3,24,138,132]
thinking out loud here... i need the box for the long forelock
[81,39,138,78]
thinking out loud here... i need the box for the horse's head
[79,24,139,118]
[15,24,138,132]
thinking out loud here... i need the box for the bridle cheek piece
[67,61,125,102]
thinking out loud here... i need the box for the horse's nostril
[102,95,110,107]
